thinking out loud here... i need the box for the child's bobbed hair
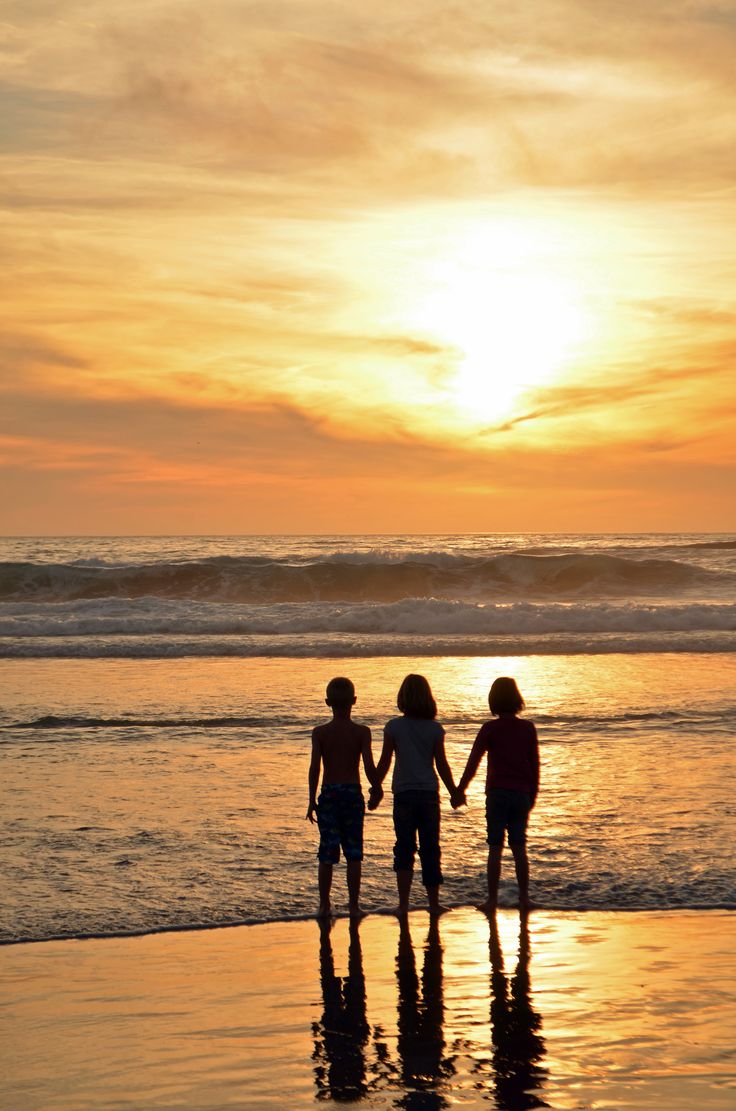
[397,673,437,720]
[325,676,355,707]
[489,676,525,715]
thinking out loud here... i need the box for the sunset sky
[1,0,735,533]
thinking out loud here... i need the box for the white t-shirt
[386,716,444,793]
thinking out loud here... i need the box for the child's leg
[508,791,532,909]
[483,845,503,911]
[395,868,413,914]
[346,859,363,916]
[316,787,340,916]
[510,843,530,908]
[318,862,333,916]
[416,792,446,914]
[393,793,419,915]
[425,885,447,915]
[483,789,507,912]
[340,787,365,916]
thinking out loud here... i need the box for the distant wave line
[1,630,736,658]
[3,706,731,733]
[4,714,292,730]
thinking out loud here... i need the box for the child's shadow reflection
[312,918,372,1101]
[483,914,549,1109]
[395,916,455,1109]
[311,914,547,1108]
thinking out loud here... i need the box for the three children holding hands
[307,672,539,918]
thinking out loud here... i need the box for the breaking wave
[0,550,731,603]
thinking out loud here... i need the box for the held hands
[450,787,467,810]
[367,784,384,811]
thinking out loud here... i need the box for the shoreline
[2,900,736,948]
[3,907,735,1110]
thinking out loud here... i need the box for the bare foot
[317,902,332,919]
[428,904,450,917]
[476,900,497,916]
[349,904,366,920]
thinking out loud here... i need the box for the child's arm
[456,729,487,798]
[306,729,322,823]
[434,732,461,804]
[361,726,384,810]
[374,728,395,784]
[360,726,379,788]
[368,727,395,810]
[529,722,540,809]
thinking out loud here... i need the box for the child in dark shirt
[456,677,539,912]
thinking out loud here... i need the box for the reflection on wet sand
[2,909,732,1110]
[311,912,548,1107]
[474,913,549,1108]
[312,919,375,1100]
[395,917,456,1109]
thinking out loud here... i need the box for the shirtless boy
[306,677,382,918]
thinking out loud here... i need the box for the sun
[437,270,586,422]
[408,219,591,424]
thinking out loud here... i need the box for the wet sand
[2,909,735,1110]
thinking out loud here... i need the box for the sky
[1,0,735,534]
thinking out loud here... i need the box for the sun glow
[409,220,591,424]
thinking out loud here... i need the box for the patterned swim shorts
[316,783,365,863]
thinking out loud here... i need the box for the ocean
[1,533,735,945]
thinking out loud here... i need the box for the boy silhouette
[307,677,382,918]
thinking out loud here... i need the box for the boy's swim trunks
[316,783,365,863]
[485,787,531,847]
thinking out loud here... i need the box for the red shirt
[470,715,539,796]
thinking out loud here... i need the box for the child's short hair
[397,673,437,720]
[325,676,355,707]
[489,676,525,715]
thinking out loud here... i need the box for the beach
[1,533,735,1106]
[3,908,735,1110]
